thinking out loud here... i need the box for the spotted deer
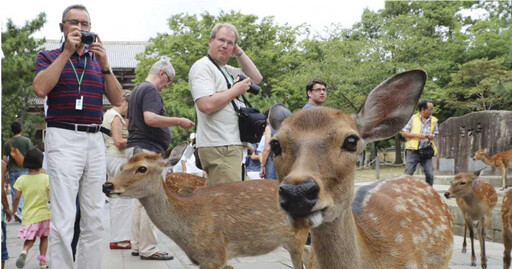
[503,189,512,269]
[473,148,512,190]
[444,170,497,269]
[102,144,309,269]
[270,70,454,268]
[165,172,205,194]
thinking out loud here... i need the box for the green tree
[2,13,47,143]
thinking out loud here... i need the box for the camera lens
[80,31,96,45]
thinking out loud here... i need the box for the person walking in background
[2,160,12,269]
[189,22,263,186]
[245,143,261,179]
[102,89,133,250]
[32,4,123,268]
[176,133,205,177]
[258,109,277,179]
[402,100,439,186]
[302,78,327,110]
[2,122,33,223]
[11,148,50,269]
[127,57,194,260]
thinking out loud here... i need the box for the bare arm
[401,131,428,140]
[143,111,195,129]
[1,161,12,222]
[111,116,127,150]
[259,126,272,178]
[195,79,251,115]
[181,160,187,173]
[233,45,263,84]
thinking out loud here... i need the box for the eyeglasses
[63,20,91,27]
[214,38,235,47]
[312,87,327,93]
[163,72,173,85]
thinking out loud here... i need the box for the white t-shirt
[189,56,245,147]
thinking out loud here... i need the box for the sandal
[131,251,139,256]
[140,251,174,260]
[110,241,132,249]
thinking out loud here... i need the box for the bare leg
[39,236,49,266]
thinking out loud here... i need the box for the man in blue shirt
[302,78,327,110]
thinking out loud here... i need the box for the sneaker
[16,251,27,268]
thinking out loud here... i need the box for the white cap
[189,133,196,140]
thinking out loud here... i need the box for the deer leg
[462,223,468,253]
[479,219,487,269]
[284,228,309,269]
[504,229,512,269]
[467,220,477,266]
[502,168,508,190]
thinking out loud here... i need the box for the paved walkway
[2,191,506,269]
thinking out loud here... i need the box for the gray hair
[121,89,132,100]
[210,23,239,43]
[149,56,175,77]
[62,4,89,22]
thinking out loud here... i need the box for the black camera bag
[419,144,435,159]
[231,96,267,143]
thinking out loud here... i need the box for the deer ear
[473,168,485,178]
[269,103,292,132]
[355,69,426,144]
[133,146,144,155]
[162,142,188,167]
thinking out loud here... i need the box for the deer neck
[311,206,364,269]
[479,154,495,166]
[138,183,193,247]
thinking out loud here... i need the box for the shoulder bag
[9,139,25,167]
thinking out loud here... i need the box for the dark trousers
[404,149,434,186]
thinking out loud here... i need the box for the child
[11,148,50,269]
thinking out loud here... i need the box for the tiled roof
[41,40,147,68]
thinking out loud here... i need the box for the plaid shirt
[402,115,439,149]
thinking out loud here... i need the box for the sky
[1,0,385,41]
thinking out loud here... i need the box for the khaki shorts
[198,145,243,186]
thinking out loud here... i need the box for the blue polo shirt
[35,44,105,124]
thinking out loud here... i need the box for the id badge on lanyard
[69,57,88,110]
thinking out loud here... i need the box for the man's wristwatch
[102,66,112,75]
[235,50,244,57]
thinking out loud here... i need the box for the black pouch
[419,145,434,159]
[236,103,267,143]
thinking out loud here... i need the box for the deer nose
[444,192,450,199]
[102,182,114,195]
[279,179,319,215]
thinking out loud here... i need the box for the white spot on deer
[395,233,405,243]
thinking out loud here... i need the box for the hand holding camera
[234,74,261,95]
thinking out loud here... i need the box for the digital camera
[80,31,96,45]
[236,74,261,95]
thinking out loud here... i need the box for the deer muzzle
[102,182,114,196]
[279,179,319,217]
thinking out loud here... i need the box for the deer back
[165,172,206,194]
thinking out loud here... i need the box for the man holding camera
[189,23,263,185]
[33,4,122,269]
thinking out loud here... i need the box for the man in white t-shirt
[188,22,263,186]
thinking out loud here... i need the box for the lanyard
[68,56,87,95]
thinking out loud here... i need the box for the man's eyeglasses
[63,20,91,27]
[215,38,235,47]
[312,87,327,93]
[163,72,173,85]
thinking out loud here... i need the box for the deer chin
[285,207,328,229]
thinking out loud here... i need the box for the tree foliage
[2,13,46,143]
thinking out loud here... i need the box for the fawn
[473,148,512,190]
[502,189,512,268]
[270,70,454,268]
[103,144,308,269]
[444,170,498,268]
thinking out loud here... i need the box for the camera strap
[206,54,249,112]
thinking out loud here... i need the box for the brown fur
[502,190,512,268]
[473,148,512,190]
[273,70,454,268]
[165,172,206,194]
[445,171,498,268]
[108,153,308,269]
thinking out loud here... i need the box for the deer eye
[136,166,147,173]
[460,182,466,186]
[270,139,282,156]
[342,135,359,152]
